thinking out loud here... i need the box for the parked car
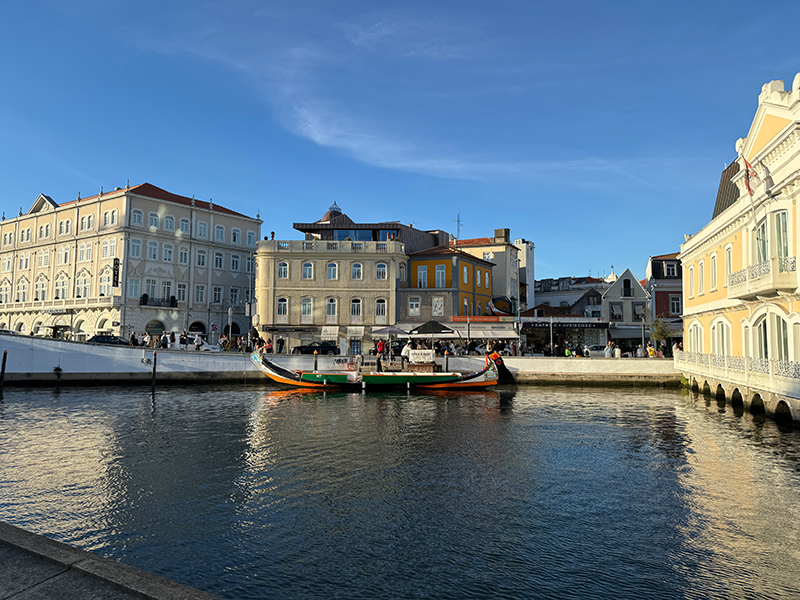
[587,344,607,357]
[291,341,340,355]
[187,336,221,352]
[0,329,19,335]
[87,335,130,346]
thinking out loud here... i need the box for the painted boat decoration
[250,352,502,389]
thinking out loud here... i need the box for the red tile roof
[451,237,492,246]
[650,252,680,260]
[409,244,495,266]
[59,183,252,219]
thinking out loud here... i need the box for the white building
[0,183,261,340]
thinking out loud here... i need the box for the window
[485,272,489,289]
[55,277,69,300]
[147,242,158,260]
[131,210,143,226]
[109,239,116,257]
[57,247,70,264]
[725,246,732,286]
[633,303,645,320]
[351,263,362,280]
[177,283,187,303]
[34,278,48,301]
[301,298,312,320]
[0,280,9,303]
[409,297,421,317]
[436,265,446,288]
[776,211,789,259]
[179,247,189,265]
[164,216,174,231]
[432,296,443,317]
[756,318,768,359]
[15,279,28,302]
[327,263,338,280]
[610,303,623,320]
[180,219,191,234]
[214,253,224,269]
[399,264,406,282]
[417,266,427,288]
[688,266,695,297]
[376,263,387,280]
[777,315,789,361]
[623,279,632,297]
[277,262,289,279]
[666,262,676,277]
[213,286,223,303]
[99,271,111,296]
[326,298,337,319]
[197,222,208,238]
[477,301,482,315]
[247,231,256,246]
[302,262,313,279]
[215,225,225,242]
[277,297,288,316]
[463,266,468,284]
[710,254,717,290]
[76,274,90,298]
[670,295,682,315]
[145,278,157,297]
[196,250,206,267]
[79,243,92,262]
[148,213,159,229]
[101,241,109,259]
[37,251,49,268]
[350,298,361,320]
[127,278,139,299]
[232,229,241,244]
[195,284,206,303]
[163,244,173,262]
[755,218,768,264]
[103,212,111,227]
[698,261,704,294]
[477,269,481,288]
[246,256,254,274]
[111,210,118,225]
[375,298,386,317]
[231,254,240,271]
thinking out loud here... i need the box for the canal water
[1,383,800,599]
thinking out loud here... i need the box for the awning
[346,326,364,338]
[450,325,517,339]
[321,326,339,341]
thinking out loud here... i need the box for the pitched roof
[650,252,679,260]
[451,237,492,246]
[712,162,741,219]
[59,183,252,218]
[408,244,495,266]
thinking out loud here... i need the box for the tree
[650,317,671,346]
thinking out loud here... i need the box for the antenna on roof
[453,212,462,240]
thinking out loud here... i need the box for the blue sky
[2,1,800,280]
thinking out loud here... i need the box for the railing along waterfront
[676,350,800,384]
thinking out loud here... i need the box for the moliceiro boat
[251,352,503,389]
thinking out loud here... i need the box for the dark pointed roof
[712,162,741,219]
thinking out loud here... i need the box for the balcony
[727,256,797,300]
[260,240,406,255]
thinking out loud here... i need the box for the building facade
[644,252,683,343]
[397,245,494,324]
[677,75,800,422]
[0,183,261,340]
[451,229,523,315]
[254,238,407,355]
[602,268,650,349]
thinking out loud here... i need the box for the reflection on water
[1,384,800,599]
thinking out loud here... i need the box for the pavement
[0,521,221,600]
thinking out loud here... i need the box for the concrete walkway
[0,521,220,600]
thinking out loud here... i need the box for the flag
[744,157,761,196]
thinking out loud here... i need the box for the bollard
[314,350,318,372]
[151,350,158,388]
[444,350,448,372]
[0,349,6,400]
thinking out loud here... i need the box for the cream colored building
[255,238,407,354]
[677,75,800,422]
[0,182,261,340]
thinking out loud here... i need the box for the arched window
[376,263,387,280]
[755,317,768,359]
[351,263,362,280]
[350,298,361,320]
[277,297,288,317]
[148,213,159,229]
[327,263,338,280]
[775,314,789,362]
[164,216,175,231]
[375,298,386,318]
[326,298,337,321]
[301,298,312,322]
[302,262,313,279]
[277,262,289,279]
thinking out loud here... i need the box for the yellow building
[677,75,800,422]
[399,245,493,322]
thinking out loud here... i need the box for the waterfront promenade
[0,521,218,599]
